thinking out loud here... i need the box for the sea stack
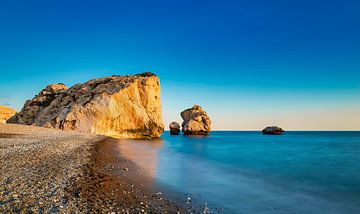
[8,72,164,138]
[169,122,180,135]
[262,126,285,135]
[181,105,211,135]
[0,106,16,124]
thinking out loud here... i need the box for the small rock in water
[186,197,192,205]
[169,122,181,135]
[181,105,212,135]
[262,126,285,135]
[203,206,211,214]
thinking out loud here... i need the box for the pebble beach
[0,123,184,213]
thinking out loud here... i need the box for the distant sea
[115,131,360,213]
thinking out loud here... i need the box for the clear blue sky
[0,0,359,130]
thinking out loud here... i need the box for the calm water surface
[116,131,360,213]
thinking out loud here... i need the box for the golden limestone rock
[0,106,16,124]
[8,72,164,138]
[181,105,211,135]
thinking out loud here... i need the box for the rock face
[8,72,164,138]
[262,126,284,135]
[181,105,211,135]
[0,106,16,124]
[169,122,180,135]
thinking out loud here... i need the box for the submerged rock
[0,106,16,124]
[8,73,164,138]
[181,105,211,135]
[262,126,284,135]
[169,122,180,135]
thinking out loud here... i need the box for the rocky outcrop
[181,105,211,135]
[7,84,69,125]
[262,126,284,135]
[0,106,16,124]
[169,122,180,135]
[8,72,164,138]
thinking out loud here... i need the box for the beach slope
[0,124,183,213]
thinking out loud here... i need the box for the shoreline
[0,124,185,213]
[72,137,186,213]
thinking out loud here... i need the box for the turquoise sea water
[117,131,360,213]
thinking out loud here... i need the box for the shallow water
[115,131,360,213]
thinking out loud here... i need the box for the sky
[0,0,359,130]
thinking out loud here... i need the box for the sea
[115,131,360,214]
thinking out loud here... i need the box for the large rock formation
[8,72,164,138]
[181,105,211,135]
[169,122,180,135]
[0,106,16,124]
[262,126,284,135]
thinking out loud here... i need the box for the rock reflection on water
[109,137,215,213]
[112,138,164,178]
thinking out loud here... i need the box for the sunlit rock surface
[181,105,211,135]
[8,72,164,138]
[0,106,16,124]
